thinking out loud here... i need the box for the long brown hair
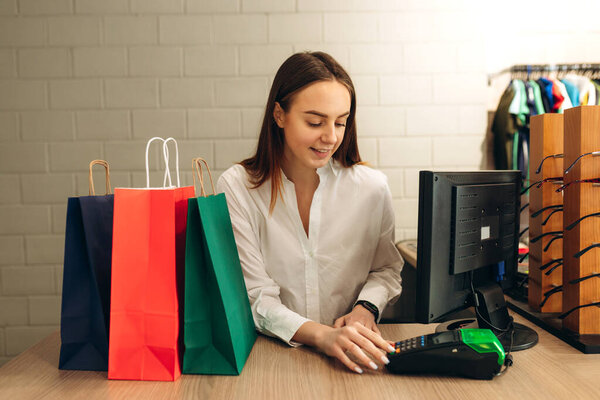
[240,51,361,212]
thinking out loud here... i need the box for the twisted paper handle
[88,160,112,196]
[192,157,215,197]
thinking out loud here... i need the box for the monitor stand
[435,283,539,351]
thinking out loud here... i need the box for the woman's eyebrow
[303,110,350,118]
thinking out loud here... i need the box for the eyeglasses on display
[559,302,600,320]
[555,178,600,192]
[564,151,600,174]
[539,285,563,308]
[529,231,563,252]
[565,211,600,231]
[531,204,563,218]
[519,227,529,238]
[518,252,529,263]
[568,272,600,284]
[541,208,563,226]
[539,258,563,276]
[544,234,563,252]
[535,153,564,174]
[574,243,600,259]
[529,231,562,243]
[521,177,563,195]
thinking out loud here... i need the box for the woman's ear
[273,102,285,128]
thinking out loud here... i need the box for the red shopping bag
[108,137,194,381]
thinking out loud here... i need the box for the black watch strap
[354,300,379,320]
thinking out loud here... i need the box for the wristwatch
[354,300,379,321]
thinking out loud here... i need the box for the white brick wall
[49,80,102,109]
[75,0,129,15]
[21,111,74,141]
[73,47,128,78]
[0,50,15,77]
[0,0,593,366]
[184,46,237,76]
[18,49,71,78]
[20,0,72,15]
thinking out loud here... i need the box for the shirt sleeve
[217,171,310,346]
[356,183,404,322]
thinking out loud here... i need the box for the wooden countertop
[1,313,599,400]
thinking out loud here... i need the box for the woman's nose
[321,123,337,143]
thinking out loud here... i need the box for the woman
[217,51,404,374]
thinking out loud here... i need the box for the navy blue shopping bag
[59,160,113,371]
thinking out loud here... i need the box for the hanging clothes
[491,69,600,183]
[536,79,552,113]
[538,78,555,111]
[550,80,565,112]
[491,85,516,170]
[561,79,580,107]
[528,81,545,115]
[564,74,596,106]
[551,79,573,112]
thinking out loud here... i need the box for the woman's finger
[371,323,381,336]
[355,323,395,353]
[333,317,345,328]
[332,347,364,374]
[348,329,389,366]
[344,340,379,371]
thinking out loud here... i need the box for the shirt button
[308,251,314,257]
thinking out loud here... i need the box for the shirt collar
[317,159,339,178]
[281,159,339,185]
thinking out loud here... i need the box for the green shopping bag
[183,158,257,375]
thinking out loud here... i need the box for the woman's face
[274,79,351,175]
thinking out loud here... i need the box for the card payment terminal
[386,328,507,380]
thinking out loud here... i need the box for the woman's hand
[314,321,394,374]
[333,304,380,335]
[293,321,395,374]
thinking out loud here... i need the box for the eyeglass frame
[535,153,564,174]
[555,178,600,192]
[530,204,562,219]
[541,208,563,226]
[521,177,563,195]
[565,211,600,231]
[559,302,600,320]
[568,272,600,285]
[539,285,563,308]
[574,242,600,259]
[564,151,600,174]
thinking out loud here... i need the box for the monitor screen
[415,170,538,351]
[415,170,521,324]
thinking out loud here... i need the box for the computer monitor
[415,170,538,351]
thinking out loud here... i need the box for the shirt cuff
[268,313,311,347]
[357,281,390,323]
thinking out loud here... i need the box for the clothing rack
[487,63,600,86]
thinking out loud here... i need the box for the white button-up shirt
[216,160,404,346]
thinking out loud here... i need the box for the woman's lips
[311,147,331,159]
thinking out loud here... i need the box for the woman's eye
[308,122,322,127]
[335,122,346,127]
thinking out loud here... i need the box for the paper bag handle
[163,137,181,188]
[145,137,172,188]
[192,157,215,197]
[89,160,112,196]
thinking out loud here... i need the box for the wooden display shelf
[563,106,600,334]
[529,113,564,312]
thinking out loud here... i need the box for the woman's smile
[310,147,332,158]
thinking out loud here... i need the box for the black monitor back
[415,170,521,324]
